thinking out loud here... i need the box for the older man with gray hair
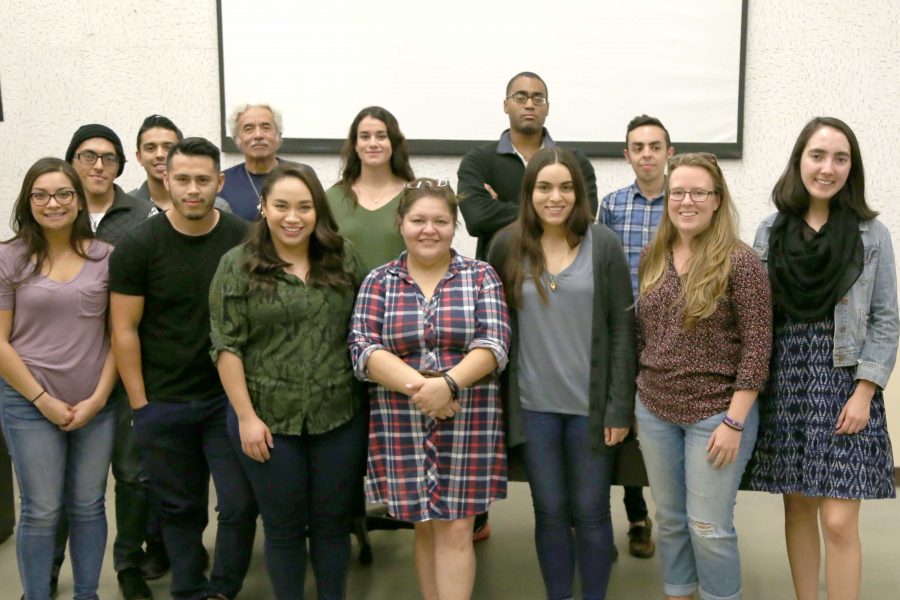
[220,103,298,220]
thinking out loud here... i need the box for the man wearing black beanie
[66,123,155,243]
[61,123,158,600]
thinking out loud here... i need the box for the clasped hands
[35,393,104,432]
[406,377,460,420]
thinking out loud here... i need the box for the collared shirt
[348,250,510,521]
[599,181,665,297]
[350,250,510,378]
[92,185,155,246]
[209,243,366,435]
[457,129,598,260]
[496,128,552,165]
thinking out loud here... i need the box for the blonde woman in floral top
[210,164,366,600]
[636,153,772,600]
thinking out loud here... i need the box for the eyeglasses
[668,189,718,202]
[29,190,77,206]
[75,151,119,166]
[405,178,451,189]
[506,92,549,106]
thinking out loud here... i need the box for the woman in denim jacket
[749,117,899,600]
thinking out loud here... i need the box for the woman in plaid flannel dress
[349,180,510,599]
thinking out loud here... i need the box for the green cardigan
[487,223,636,454]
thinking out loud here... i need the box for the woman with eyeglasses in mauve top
[635,153,772,600]
[0,157,119,600]
[748,117,898,600]
[349,179,510,600]
[487,147,635,600]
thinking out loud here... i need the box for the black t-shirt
[110,211,249,403]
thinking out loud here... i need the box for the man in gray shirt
[130,114,232,215]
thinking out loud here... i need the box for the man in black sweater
[457,71,598,260]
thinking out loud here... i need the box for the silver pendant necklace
[244,164,263,212]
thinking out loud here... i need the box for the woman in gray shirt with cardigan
[488,147,635,600]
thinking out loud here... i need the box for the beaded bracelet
[442,373,460,399]
[723,415,744,431]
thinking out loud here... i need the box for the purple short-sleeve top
[0,239,112,405]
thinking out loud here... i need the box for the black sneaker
[141,541,170,580]
[627,516,656,559]
[118,567,153,600]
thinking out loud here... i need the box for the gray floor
[1,482,898,599]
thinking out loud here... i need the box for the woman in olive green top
[209,164,366,600]
[327,106,415,273]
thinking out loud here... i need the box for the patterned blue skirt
[748,316,895,499]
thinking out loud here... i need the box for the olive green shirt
[209,243,366,435]
[326,185,406,274]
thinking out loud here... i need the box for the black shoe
[118,567,153,600]
[141,541,170,580]
[627,516,656,559]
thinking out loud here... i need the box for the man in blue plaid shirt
[599,114,674,560]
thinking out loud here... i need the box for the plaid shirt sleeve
[349,269,388,381]
[468,263,511,371]
[598,191,615,226]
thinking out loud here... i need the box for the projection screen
[218,0,747,157]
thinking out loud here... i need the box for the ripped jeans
[635,397,758,600]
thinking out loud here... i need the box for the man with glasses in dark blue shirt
[457,71,598,261]
[457,72,598,542]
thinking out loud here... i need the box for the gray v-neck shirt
[518,228,594,415]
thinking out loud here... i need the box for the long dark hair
[500,147,592,309]
[243,164,354,294]
[4,157,95,281]
[337,106,414,202]
[771,116,876,220]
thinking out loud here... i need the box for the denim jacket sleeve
[854,220,899,388]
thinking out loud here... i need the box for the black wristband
[442,373,460,399]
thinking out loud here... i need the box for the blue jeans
[51,386,155,575]
[132,394,257,600]
[635,397,758,600]
[0,379,115,600]
[227,406,367,600]
[522,409,616,600]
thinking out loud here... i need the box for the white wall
[3,1,900,458]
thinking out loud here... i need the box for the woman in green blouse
[327,106,415,273]
[210,164,366,600]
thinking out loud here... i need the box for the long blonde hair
[638,153,741,329]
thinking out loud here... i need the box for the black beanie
[65,124,127,177]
